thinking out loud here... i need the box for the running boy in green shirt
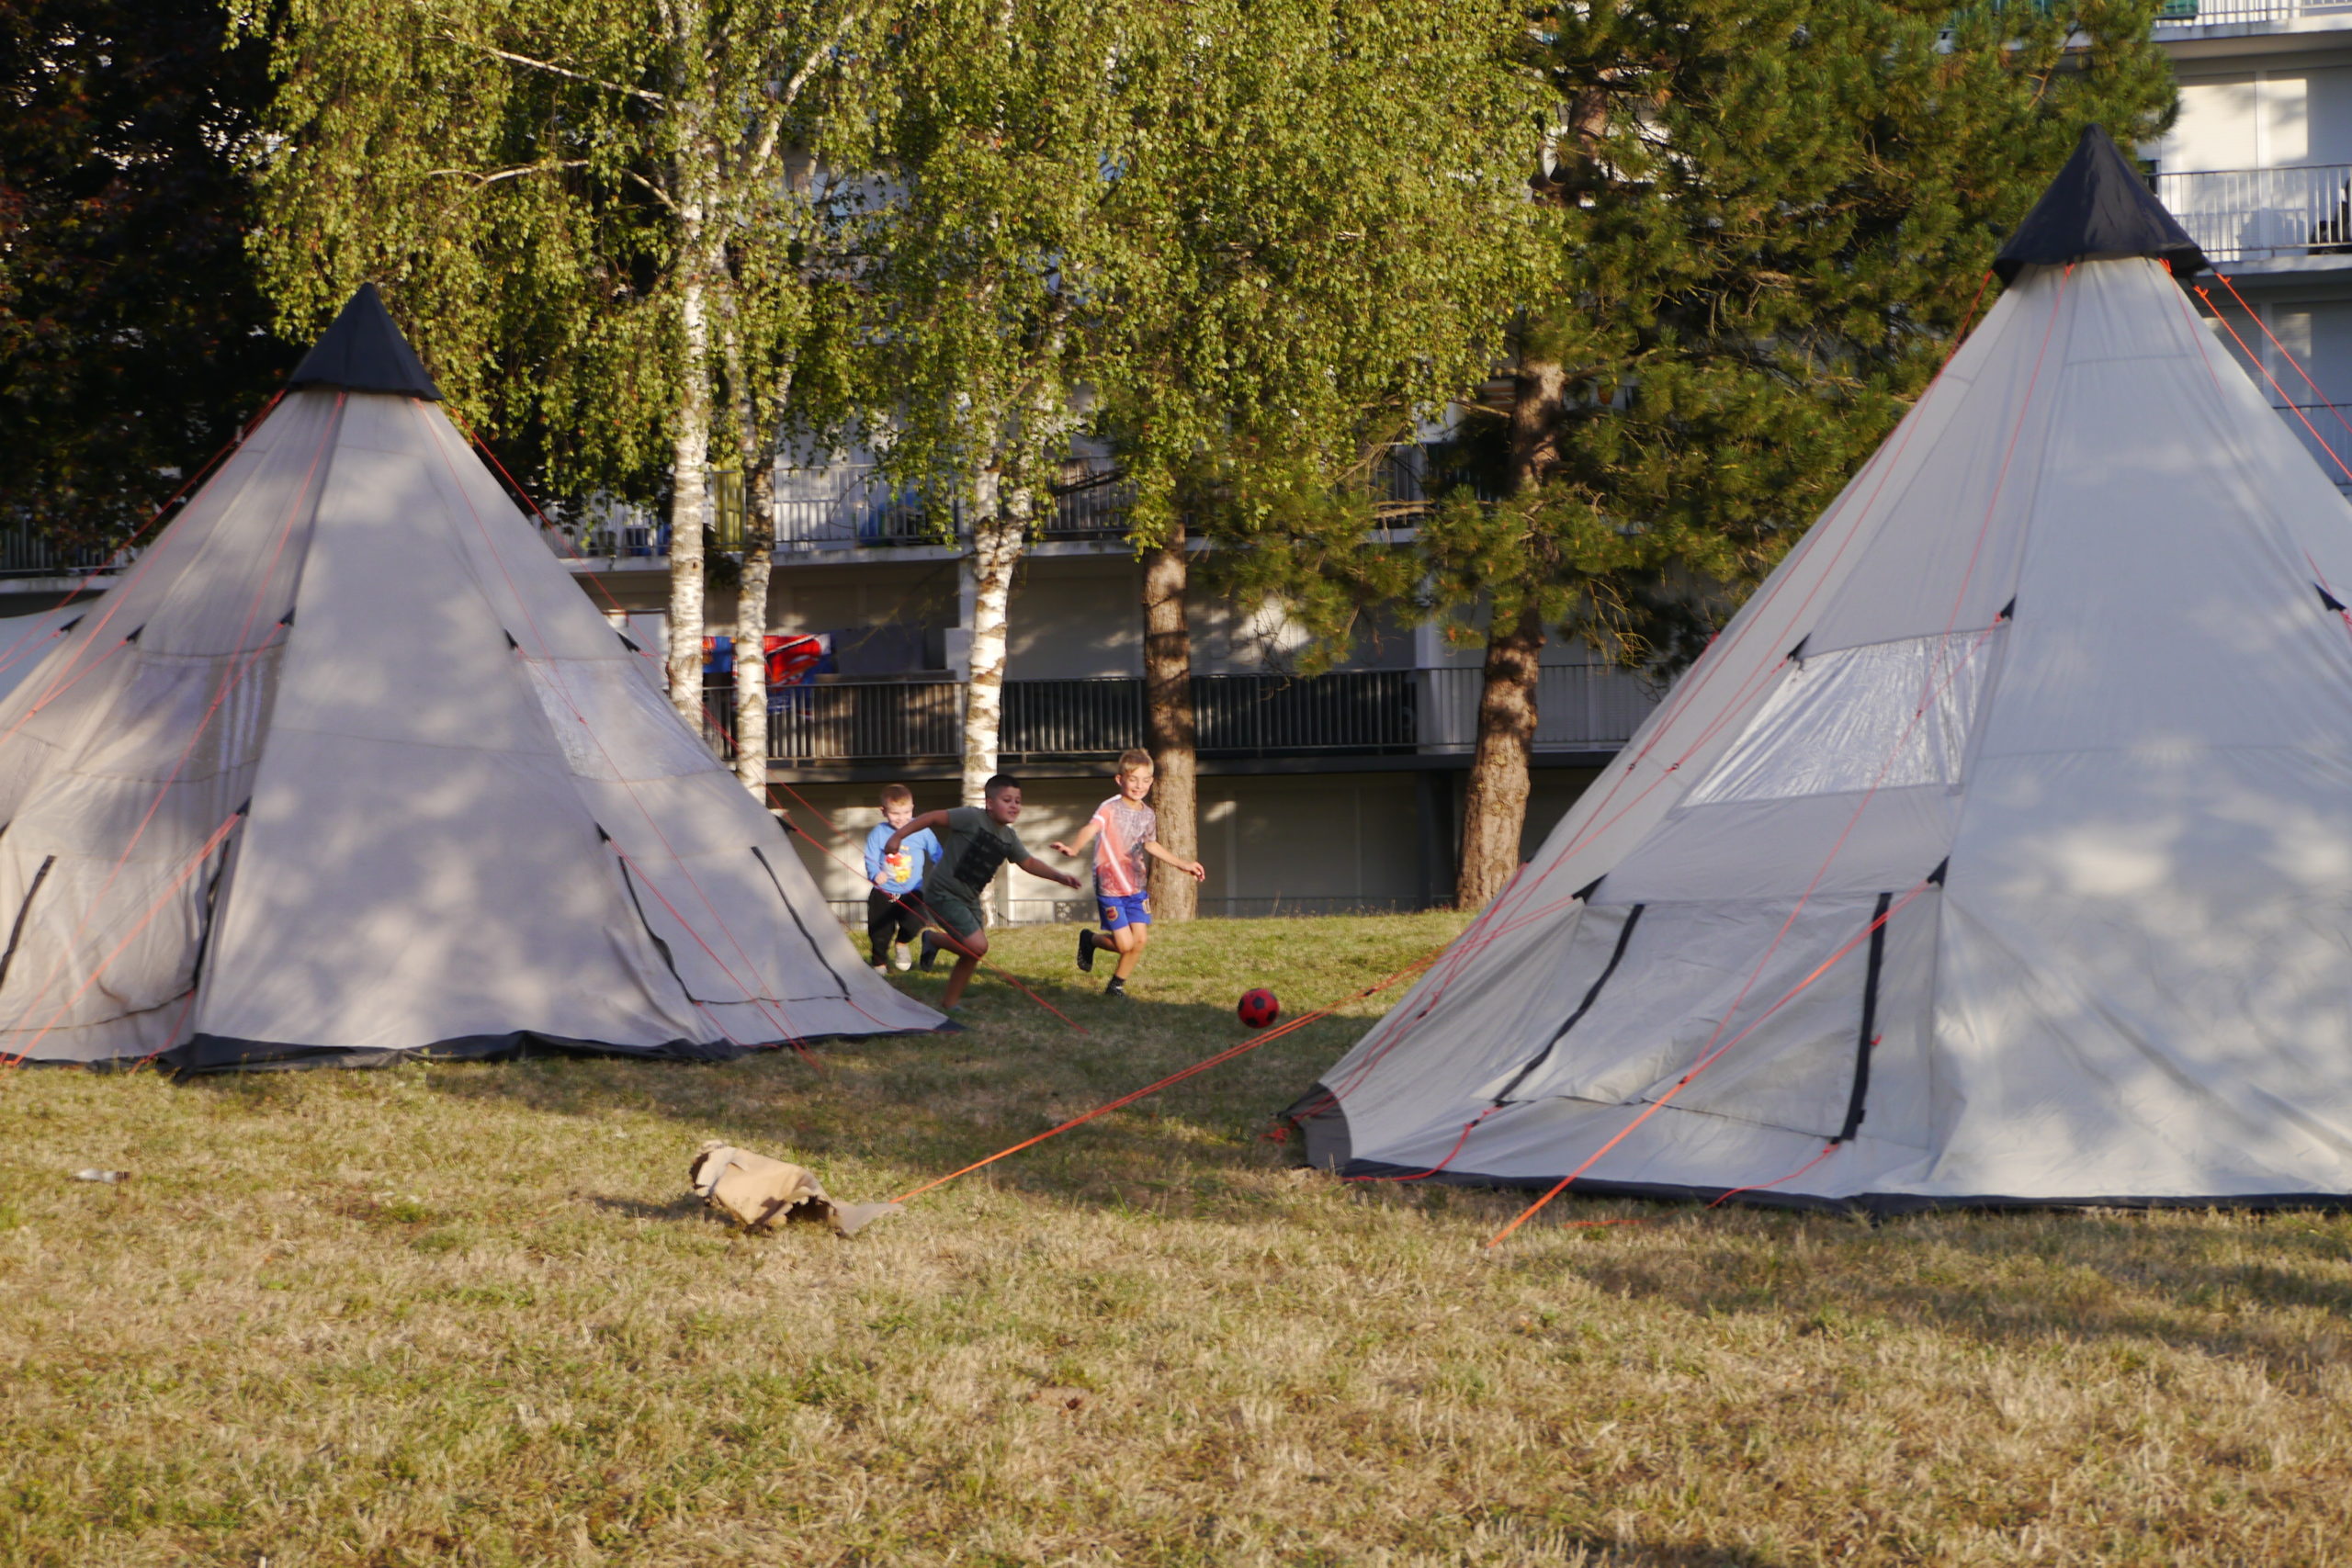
[882,773,1082,1010]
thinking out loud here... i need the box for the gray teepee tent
[0,285,944,1068]
[1289,127,2352,1212]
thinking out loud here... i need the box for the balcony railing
[2153,0,2352,25]
[2155,165,2352,263]
[752,666,1658,765]
[0,529,121,580]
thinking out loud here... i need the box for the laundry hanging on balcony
[0,284,946,1068]
[1288,125,2352,1213]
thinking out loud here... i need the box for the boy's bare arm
[884,809,952,855]
[1144,840,1207,881]
[1018,854,1083,889]
[1048,819,1102,858]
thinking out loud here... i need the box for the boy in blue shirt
[862,784,939,972]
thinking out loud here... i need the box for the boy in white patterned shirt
[1051,750,1205,998]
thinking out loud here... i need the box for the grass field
[6,911,2352,1566]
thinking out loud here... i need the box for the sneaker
[919,931,940,972]
[1076,930,1096,974]
[872,963,889,975]
[1104,977,1128,999]
[892,942,913,972]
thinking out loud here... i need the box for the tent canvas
[0,287,944,1068]
[1289,127,2352,1211]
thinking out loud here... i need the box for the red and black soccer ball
[1238,988,1281,1030]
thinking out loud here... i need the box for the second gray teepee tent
[1289,128,2352,1212]
[0,286,944,1067]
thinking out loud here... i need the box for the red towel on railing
[765,633,828,687]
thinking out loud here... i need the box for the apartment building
[2153,0,2352,480]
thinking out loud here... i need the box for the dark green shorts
[918,885,985,942]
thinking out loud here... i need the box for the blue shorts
[1097,892,1150,931]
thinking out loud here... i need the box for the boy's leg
[865,891,896,970]
[940,929,988,1008]
[889,898,922,967]
[1099,894,1150,992]
[918,888,989,1005]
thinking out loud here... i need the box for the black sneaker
[1104,977,1128,999]
[919,931,940,972]
[1077,930,1096,973]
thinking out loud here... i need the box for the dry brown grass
[6,911,2352,1566]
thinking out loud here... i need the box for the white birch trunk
[734,468,775,795]
[663,0,718,730]
[960,472,1027,807]
[664,307,711,730]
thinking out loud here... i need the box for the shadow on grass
[177,977,1362,1220]
[1479,1199,2352,1386]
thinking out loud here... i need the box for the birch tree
[1421,0,2176,907]
[244,0,878,729]
[840,0,1137,806]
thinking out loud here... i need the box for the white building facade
[2153,0,2352,486]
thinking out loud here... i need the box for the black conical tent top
[284,283,443,400]
[1994,125,2206,283]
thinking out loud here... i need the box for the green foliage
[241,0,871,508]
[1478,0,2179,668]
[826,0,1136,520]
[831,1,1538,545]
[1089,2,1542,540]
[0,0,295,545]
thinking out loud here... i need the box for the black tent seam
[1491,902,1646,1106]
[750,843,852,1000]
[613,852,695,1005]
[2321,583,2347,614]
[614,849,836,1010]
[0,854,55,995]
[1836,890,1894,1144]
[182,835,235,1000]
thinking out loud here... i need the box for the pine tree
[1434,0,2179,906]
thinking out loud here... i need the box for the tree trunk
[733,423,776,798]
[665,270,712,730]
[1453,350,1566,908]
[662,8,718,731]
[1455,600,1544,908]
[960,477,1026,807]
[1142,520,1198,920]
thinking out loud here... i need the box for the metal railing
[1414,664,1662,753]
[756,666,1657,764]
[2155,165,2352,263]
[0,529,119,580]
[2269,403,2352,487]
[2154,0,2352,25]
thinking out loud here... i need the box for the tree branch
[435,33,667,105]
[622,168,683,214]
[742,1,874,180]
[424,161,590,186]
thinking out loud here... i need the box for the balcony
[750,665,1659,768]
[2153,0,2352,27]
[0,528,122,581]
[2154,166,2352,265]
